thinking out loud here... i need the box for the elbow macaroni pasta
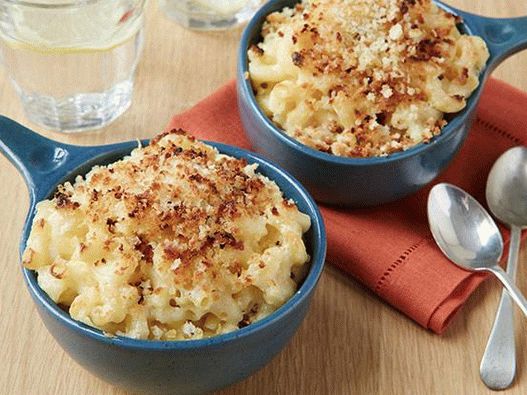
[22,130,311,340]
[248,0,489,157]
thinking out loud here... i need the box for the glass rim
[0,0,134,9]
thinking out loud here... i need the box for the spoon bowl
[427,183,503,270]
[427,183,527,318]
[487,146,527,228]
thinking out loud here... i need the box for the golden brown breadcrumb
[249,0,489,157]
[22,130,311,340]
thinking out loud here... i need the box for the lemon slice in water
[0,1,142,54]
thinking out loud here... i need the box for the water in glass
[0,0,146,132]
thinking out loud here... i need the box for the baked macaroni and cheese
[248,0,489,157]
[22,130,311,340]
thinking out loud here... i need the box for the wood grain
[1,1,527,394]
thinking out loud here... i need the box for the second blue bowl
[237,0,527,207]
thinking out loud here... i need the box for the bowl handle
[456,11,527,71]
[0,116,91,203]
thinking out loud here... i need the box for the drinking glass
[158,0,263,31]
[0,0,146,132]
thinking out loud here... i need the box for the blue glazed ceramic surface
[0,116,326,395]
[237,0,527,207]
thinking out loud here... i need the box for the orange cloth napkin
[167,78,526,334]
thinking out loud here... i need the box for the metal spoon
[480,146,527,390]
[427,183,527,319]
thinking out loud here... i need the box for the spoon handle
[480,226,521,390]
[490,263,527,317]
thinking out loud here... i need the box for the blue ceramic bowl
[237,0,527,207]
[0,116,326,395]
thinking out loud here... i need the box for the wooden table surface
[1,1,527,394]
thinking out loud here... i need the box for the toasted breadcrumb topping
[22,130,311,340]
[248,0,489,157]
